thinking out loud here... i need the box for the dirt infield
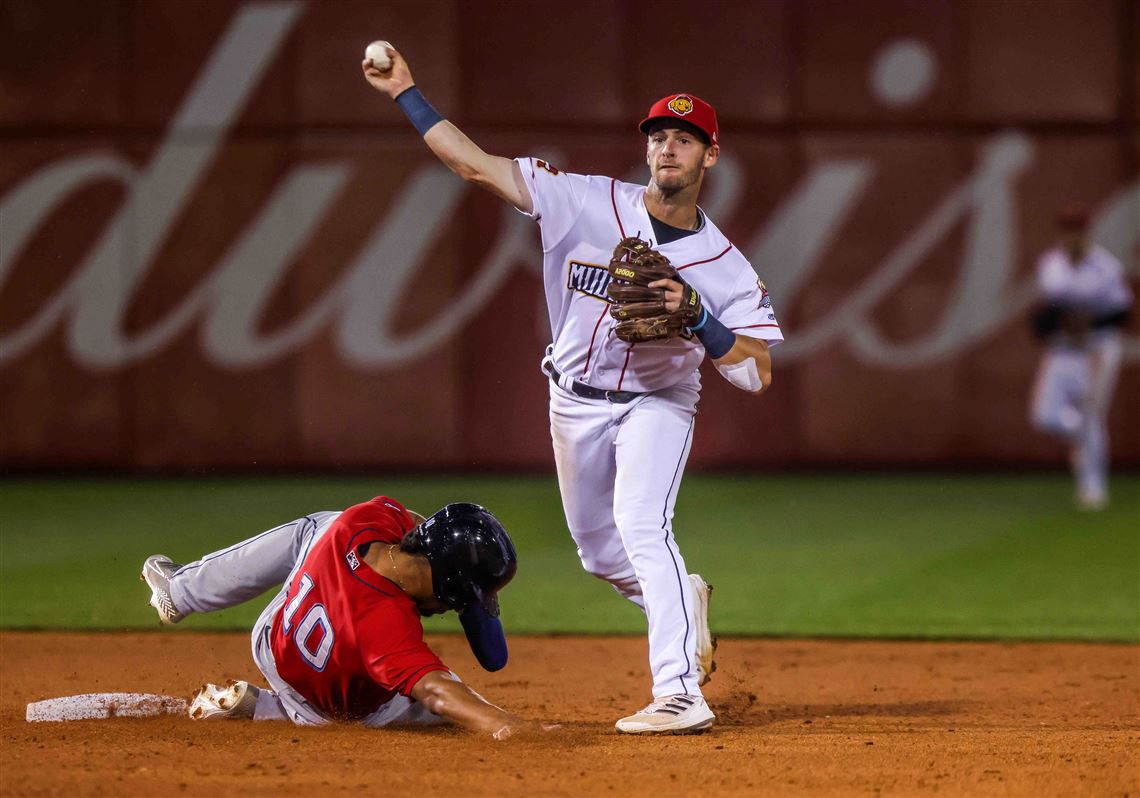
[1,633,1136,797]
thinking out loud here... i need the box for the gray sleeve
[170,512,340,614]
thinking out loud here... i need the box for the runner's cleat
[140,555,186,625]
[188,681,259,720]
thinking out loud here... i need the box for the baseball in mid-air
[365,40,393,71]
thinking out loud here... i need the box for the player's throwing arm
[361,45,532,213]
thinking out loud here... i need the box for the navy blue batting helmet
[401,503,517,616]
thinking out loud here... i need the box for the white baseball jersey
[1036,244,1132,316]
[516,157,783,393]
[1030,243,1131,507]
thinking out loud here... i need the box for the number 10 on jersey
[282,573,334,671]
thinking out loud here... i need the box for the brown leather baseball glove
[606,236,704,343]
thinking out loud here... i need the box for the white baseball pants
[1029,332,1123,500]
[548,378,704,699]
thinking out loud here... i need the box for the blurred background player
[362,46,782,735]
[141,497,542,739]
[1029,206,1133,510]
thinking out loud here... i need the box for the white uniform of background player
[1029,208,1133,509]
[363,49,780,734]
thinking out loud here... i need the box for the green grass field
[0,474,1136,640]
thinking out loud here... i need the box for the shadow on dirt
[715,691,964,727]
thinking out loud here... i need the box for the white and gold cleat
[188,680,259,721]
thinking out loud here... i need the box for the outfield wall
[1,0,1137,470]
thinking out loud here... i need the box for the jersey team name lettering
[567,261,613,302]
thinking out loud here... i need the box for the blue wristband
[394,86,445,136]
[689,307,710,331]
[692,309,735,359]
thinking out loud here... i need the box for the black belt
[546,363,643,404]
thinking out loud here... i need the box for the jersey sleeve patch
[717,271,783,344]
[513,156,591,252]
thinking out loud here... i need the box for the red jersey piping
[731,323,781,331]
[610,179,627,238]
[677,244,733,271]
[616,347,634,390]
[581,304,610,378]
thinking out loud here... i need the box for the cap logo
[668,95,694,115]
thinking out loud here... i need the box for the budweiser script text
[1,2,1137,372]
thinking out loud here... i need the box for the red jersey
[270,496,449,719]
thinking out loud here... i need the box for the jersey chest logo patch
[345,549,361,570]
[567,261,613,302]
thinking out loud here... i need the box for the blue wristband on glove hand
[394,86,445,136]
[691,308,736,359]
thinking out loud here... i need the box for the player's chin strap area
[541,348,644,404]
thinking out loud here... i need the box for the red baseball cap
[639,93,719,146]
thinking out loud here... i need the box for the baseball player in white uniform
[1029,206,1133,510]
[364,46,781,734]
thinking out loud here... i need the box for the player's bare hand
[492,719,563,740]
[649,278,685,313]
[361,45,414,99]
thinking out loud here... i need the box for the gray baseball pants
[167,510,446,727]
